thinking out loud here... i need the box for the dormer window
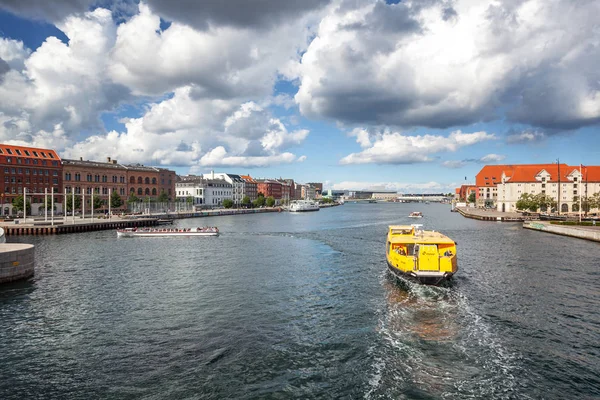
[6,149,12,155]
[33,151,38,157]
[574,177,578,182]
[15,149,22,155]
[24,150,30,156]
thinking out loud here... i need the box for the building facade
[207,172,245,206]
[256,180,282,199]
[62,157,128,212]
[240,175,258,201]
[0,144,62,215]
[175,175,206,205]
[476,164,600,213]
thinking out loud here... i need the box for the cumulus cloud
[478,153,505,163]
[442,160,467,169]
[506,129,546,144]
[295,0,600,130]
[442,152,505,168]
[109,3,315,97]
[340,129,495,165]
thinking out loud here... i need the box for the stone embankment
[523,221,600,243]
[0,207,281,236]
[455,207,529,222]
[0,228,35,283]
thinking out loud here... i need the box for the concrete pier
[456,207,529,222]
[0,243,35,283]
[523,221,600,243]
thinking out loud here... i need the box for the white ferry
[289,200,320,212]
[117,227,219,237]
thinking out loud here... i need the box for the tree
[186,195,193,204]
[534,193,556,212]
[110,190,123,209]
[516,193,538,212]
[257,192,265,198]
[589,192,600,211]
[92,196,103,210]
[158,190,169,203]
[222,199,234,209]
[266,196,275,207]
[253,195,266,208]
[127,193,140,203]
[241,195,251,208]
[64,195,81,212]
[467,192,476,203]
[11,195,31,214]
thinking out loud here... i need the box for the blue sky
[0,0,599,192]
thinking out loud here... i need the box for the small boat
[408,211,423,218]
[386,224,457,285]
[157,218,174,225]
[117,227,219,237]
[289,200,320,212]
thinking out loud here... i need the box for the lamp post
[556,158,561,215]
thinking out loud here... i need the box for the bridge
[396,194,452,202]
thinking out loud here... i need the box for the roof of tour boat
[387,225,455,245]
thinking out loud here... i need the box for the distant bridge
[397,194,451,202]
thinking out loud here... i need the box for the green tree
[11,195,31,214]
[589,192,600,210]
[535,193,556,212]
[516,193,538,212]
[252,196,265,208]
[127,193,140,203]
[186,195,193,204]
[257,192,265,198]
[222,199,234,209]
[241,195,251,208]
[157,189,169,203]
[467,192,476,203]
[266,196,276,207]
[64,195,81,212]
[110,190,123,209]
[92,196,104,210]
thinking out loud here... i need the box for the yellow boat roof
[387,225,455,245]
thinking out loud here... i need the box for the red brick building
[256,179,282,199]
[0,144,62,215]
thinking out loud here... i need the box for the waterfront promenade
[455,207,528,221]
[523,220,600,243]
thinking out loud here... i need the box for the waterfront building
[240,175,258,201]
[371,191,398,201]
[455,185,478,202]
[0,144,62,215]
[476,164,600,213]
[301,184,316,200]
[175,175,206,205]
[62,157,128,212]
[204,172,245,207]
[322,189,347,201]
[276,179,295,203]
[307,182,323,196]
[256,179,283,200]
[204,179,233,206]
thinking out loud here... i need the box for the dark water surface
[1,203,599,399]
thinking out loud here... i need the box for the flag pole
[579,164,582,223]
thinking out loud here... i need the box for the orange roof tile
[0,144,61,161]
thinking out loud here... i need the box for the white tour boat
[289,200,320,212]
[408,211,423,218]
[117,226,219,237]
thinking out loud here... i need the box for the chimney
[211,170,214,179]
[112,160,117,164]
[107,156,111,163]
[80,157,83,161]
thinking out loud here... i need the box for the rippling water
[1,203,599,399]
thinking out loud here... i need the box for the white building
[203,172,245,206]
[476,164,600,213]
[175,176,206,205]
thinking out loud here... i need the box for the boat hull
[289,208,319,212]
[386,260,453,285]
[117,228,218,237]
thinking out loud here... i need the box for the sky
[0,0,599,193]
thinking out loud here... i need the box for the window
[41,152,46,158]
[42,160,47,166]
[6,149,12,155]
[138,188,142,195]
[49,153,54,159]
[112,176,117,183]
[574,177,578,182]
[32,151,38,157]
[574,184,578,188]
[17,158,22,164]
[120,176,125,183]
[102,188,108,195]
[44,170,49,176]
[87,174,92,182]
[11,168,15,174]
[33,159,38,164]
[138,177,142,184]
[24,150,30,156]
[52,161,58,166]
[65,173,71,181]
[152,177,157,184]
[574,190,578,195]
[6,157,11,163]
[75,173,81,181]
[25,159,30,164]
[145,188,150,195]
[145,177,150,184]
[15,149,21,155]
[94,175,99,182]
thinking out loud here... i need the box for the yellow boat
[386,224,457,285]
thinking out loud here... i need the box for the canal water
[1,203,598,399]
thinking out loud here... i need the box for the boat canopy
[387,225,455,245]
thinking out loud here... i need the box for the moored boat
[386,224,457,285]
[408,211,423,218]
[289,200,320,212]
[117,226,219,237]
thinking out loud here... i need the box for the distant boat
[408,211,423,218]
[117,227,219,237]
[368,199,377,203]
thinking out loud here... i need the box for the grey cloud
[176,141,193,152]
[506,128,546,144]
[442,6,457,21]
[0,0,93,21]
[145,0,331,30]
[343,1,420,34]
[0,57,9,83]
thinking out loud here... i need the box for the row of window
[63,175,172,185]
[66,187,127,195]
[5,177,51,184]
[4,168,56,176]
[4,157,58,166]
[3,182,59,194]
